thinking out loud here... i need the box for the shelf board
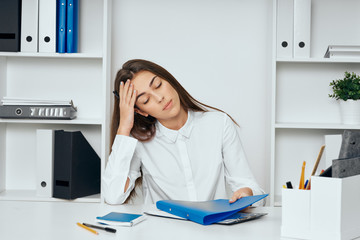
[0,118,103,125]
[275,122,360,130]
[276,58,360,63]
[0,190,100,203]
[0,52,103,59]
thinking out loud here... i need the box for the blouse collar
[156,110,194,143]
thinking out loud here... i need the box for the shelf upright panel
[0,56,6,193]
[270,0,278,206]
[100,0,112,203]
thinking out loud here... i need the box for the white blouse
[102,110,264,205]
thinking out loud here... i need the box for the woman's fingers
[117,79,135,135]
[123,80,131,103]
[126,83,134,104]
[130,89,137,107]
[229,191,243,203]
[229,187,253,203]
[119,79,133,104]
[119,81,124,102]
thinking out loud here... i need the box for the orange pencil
[299,161,306,189]
[77,222,99,235]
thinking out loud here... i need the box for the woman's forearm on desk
[102,135,141,204]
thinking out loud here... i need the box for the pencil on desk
[306,145,325,190]
[77,222,99,235]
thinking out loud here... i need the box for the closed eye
[156,82,162,89]
[143,98,149,104]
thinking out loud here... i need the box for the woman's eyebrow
[136,75,158,101]
[149,75,158,87]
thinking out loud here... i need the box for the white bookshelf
[275,123,360,130]
[271,0,360,206]
[0,52,102,58]
[0,118,103,125]
[277,58,360,63]
[0,0,111,203]
[0,190,100,203]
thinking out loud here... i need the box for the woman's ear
[134,108,149,117]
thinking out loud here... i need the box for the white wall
[111,0,273,198]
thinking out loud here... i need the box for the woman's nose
[153,93,164,103]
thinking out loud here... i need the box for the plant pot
[339,99,360,124]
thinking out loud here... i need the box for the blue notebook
[96,212,146,226]
[156,194,268,225]
[66,0,78,53]
[56,0,67,53]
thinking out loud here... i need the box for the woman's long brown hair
[110,59,238,203]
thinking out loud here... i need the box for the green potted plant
[329,71,360,124]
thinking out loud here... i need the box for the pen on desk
[77,222,99,235]
[83,223,117,233]
[299,161,306,189]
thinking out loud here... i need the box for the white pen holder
[281,174,360,240]
[281,189,311,239]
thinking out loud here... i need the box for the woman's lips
[163,100,173,110]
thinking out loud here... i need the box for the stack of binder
[1,0,79,53]
[0,97,77,120]
[276,0,311,58]
[324,45,360,59]
[55,0,79,53]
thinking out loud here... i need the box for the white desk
[0,201,282,240]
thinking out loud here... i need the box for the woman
[103,59,264,205]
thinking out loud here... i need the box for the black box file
[53,130,100,200]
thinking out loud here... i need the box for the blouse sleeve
[222,114,265,198]
[102,135,141,204]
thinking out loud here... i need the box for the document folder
[36,129,54,197]
[66,0,79,53]
[276,0,294,58]
[21,0,39,52]
[156,194,268,225]
[0,0,21,52]
[0,105,77,120]
[339,130,360,159]
[293,0,311,58]
[39,0,57,52]
[56,0,67,53]
[333,157,360,178]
